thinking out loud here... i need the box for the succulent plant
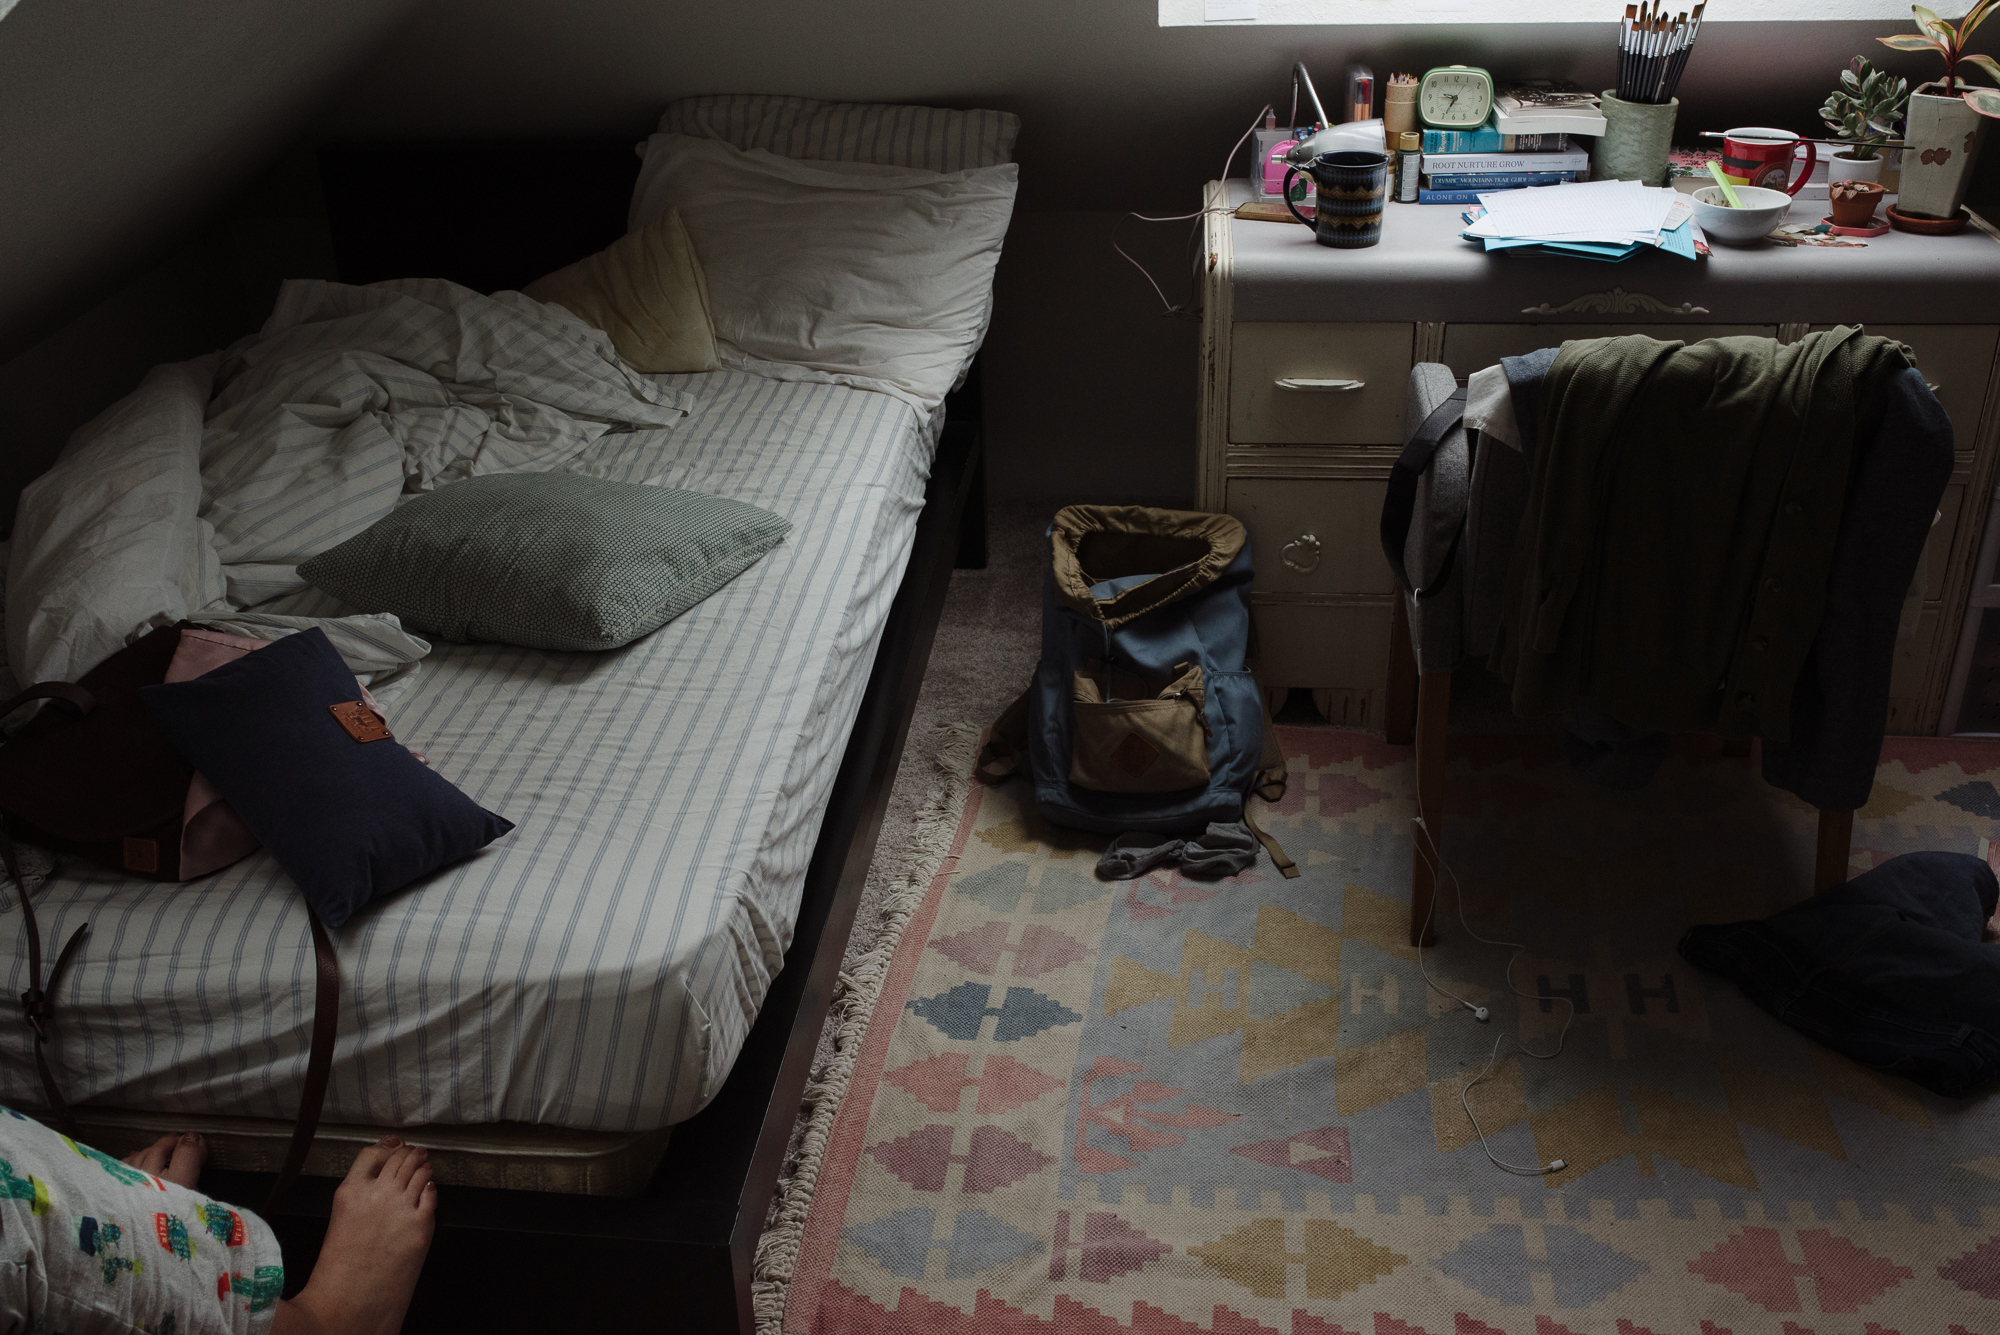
[1820,56,1909,158]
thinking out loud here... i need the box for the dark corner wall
[3,0,1995,517]
[0,0,424,518]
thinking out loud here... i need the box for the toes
[347,1137,399,1181]
[123,1134,175,1176]
[164,1132,205,1189]
[417,1179,437,1216]
[406,1162,433,1203]
[388,1144,429,1188]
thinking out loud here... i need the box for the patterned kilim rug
[782,728,2000,1335]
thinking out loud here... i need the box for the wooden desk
[1198,179,2000,736]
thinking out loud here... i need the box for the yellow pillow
[523,208,719,373]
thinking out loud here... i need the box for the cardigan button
[1751,635,1768,650]
[1785,502,1803,515]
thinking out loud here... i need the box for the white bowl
[1692,185,1793,245]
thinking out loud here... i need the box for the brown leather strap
[0,683,94,725]
[3,828,88,1136]
[264,906,339,1215]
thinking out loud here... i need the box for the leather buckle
[329,700,392,743]
[20,987,48,1041]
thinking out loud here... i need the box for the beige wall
[312,1,1985,503]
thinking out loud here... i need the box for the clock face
[1418,66,1494,128]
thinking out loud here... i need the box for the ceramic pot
[1899,84,1990,220]
[1829,179,1885,226]
[1827,150,1884,185]
[1590,91,1678,187]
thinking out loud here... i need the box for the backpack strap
[1246,685,1299,879]
[975,688,1031,785]
[1379,385,1469,600]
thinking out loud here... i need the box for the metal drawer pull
[1275,378,1366,392]
[1281,533,1323,574]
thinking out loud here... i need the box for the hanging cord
[1113,103,1274,317]
[1411,816,1575,1177]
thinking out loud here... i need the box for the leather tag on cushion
[138,627,512,928]
[522,208,720,374]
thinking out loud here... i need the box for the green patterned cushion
[298,474,792,651]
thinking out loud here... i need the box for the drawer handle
[1275,378,1366,392]
[1281,533,1323,574]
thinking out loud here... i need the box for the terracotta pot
[1829,179,1885,227]
[1899,84,1991,220]
[1827,150,1884,185]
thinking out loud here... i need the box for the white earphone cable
[1411,815,1575,1176]
[1113,103,1275,316]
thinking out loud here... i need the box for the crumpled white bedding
[7,278,693,690]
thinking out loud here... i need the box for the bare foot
[274,1136,435,1335]
[120,1131,206,1190]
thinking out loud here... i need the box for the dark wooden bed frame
[192,140,988,1332]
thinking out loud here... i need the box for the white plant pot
[1827,150,1884,185]
[1899,85,1991,220]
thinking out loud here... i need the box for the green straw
[1706,159,1742,207]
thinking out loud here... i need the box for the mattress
[0,368,931,1136]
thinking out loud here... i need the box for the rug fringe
[750,721,982,1335]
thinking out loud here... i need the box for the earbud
[1473,1006,1490,1021]
[1548,1159,1567,1171]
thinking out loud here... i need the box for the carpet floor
[779,726,2000,1335]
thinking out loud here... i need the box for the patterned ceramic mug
[1283,151,1389,248]
[1721,126,1816,196]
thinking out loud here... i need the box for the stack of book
[1419,124,1591,204]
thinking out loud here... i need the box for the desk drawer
[1249,598,1393,693]
[1227,478,1394,595]
[1440,323,1778,376]
[1230,323,1413,445]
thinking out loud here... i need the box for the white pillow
[656,95,1020,174]
[629,133,1017,415]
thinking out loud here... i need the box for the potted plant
[1819,56,1908,183]
[1878,1,2000,220]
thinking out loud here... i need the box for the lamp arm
[1294,61,1329,130]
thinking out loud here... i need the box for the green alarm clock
[1418,65,1495,129]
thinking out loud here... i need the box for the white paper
[1204,0,1258,18]
[1463,180,1683,246]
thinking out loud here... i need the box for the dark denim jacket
[1679,851,2000,1097]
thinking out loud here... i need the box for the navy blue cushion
[139,628,512,928]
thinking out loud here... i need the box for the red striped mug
[1721,127,1816,196]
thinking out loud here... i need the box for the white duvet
[8,278,693,689]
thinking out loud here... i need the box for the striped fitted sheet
[0,370,930,1133]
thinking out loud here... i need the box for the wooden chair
[1384,364,1858,948]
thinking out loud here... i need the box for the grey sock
[1097,832,1185,880]
[1179,821,1259,878]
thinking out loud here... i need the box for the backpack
[0,622,340,1213]
[977,506,1296,876]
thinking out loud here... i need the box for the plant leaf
[1964,86,2000,118]
[1879,33,1947,50]
[1964,52,2000,84]
[1961,0,1996,38]
[1912,3,1948,31]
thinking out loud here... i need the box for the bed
[0,98,1013,1332]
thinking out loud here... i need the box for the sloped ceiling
[0,0,423,360]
